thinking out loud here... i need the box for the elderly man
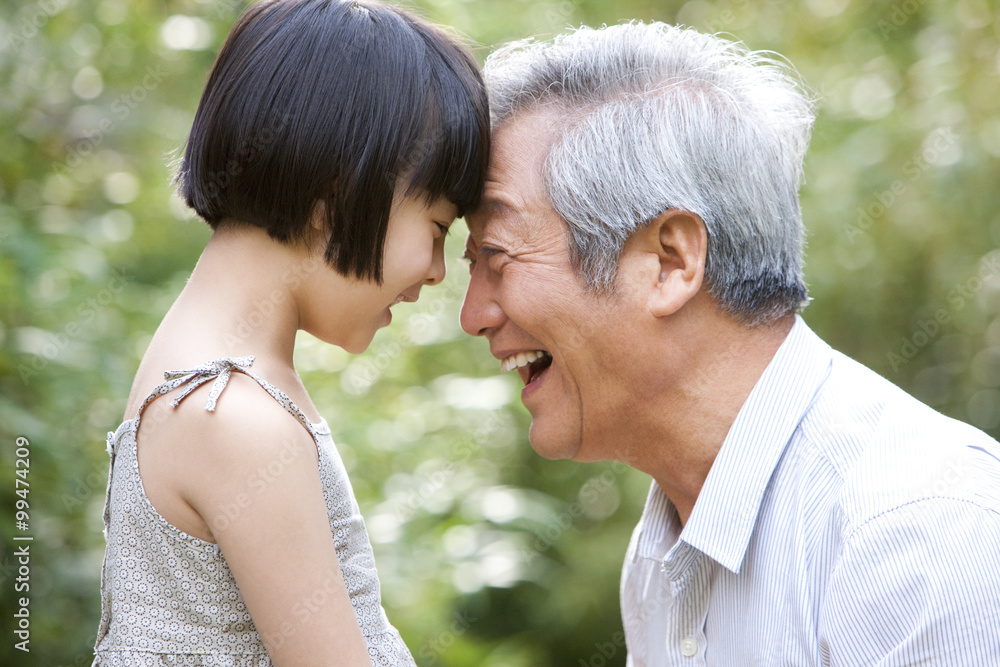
[460,22,1000,666]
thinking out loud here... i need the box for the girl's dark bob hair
[175,0,490,283]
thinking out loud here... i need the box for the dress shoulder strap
[132,355,319,439]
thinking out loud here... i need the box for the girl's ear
[306,198,335,249]
[623,209,708,318]
[309,198,328,233]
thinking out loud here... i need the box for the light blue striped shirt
[621,316,1000,666]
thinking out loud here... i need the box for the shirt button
[680,638,698,657]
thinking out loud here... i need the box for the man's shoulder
[793,348,1000,534]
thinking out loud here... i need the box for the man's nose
[460,263,505,337]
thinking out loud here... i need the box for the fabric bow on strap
[162,355,256,412]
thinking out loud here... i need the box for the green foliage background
[1,0,999,665]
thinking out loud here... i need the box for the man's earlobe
[644,209,708,318]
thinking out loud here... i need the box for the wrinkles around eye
[477,246,504,260]
[476,245,509,271]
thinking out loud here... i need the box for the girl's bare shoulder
[137,370,318,460]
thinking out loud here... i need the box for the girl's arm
[167,377,373,667]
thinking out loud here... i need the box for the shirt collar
[635,315,833,573]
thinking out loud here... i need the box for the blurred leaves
[1,0,999,665]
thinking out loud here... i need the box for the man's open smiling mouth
[501,350,553,385]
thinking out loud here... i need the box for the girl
[92,1,489,664]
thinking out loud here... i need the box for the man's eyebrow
[477,196,520,222]
[467,197,515,238]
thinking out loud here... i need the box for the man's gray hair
[484,22,815,325]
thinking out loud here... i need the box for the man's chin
[527,422,581,461]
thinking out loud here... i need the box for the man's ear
[626,209,708,318]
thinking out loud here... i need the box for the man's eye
[462,245,501,273]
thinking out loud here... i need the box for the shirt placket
[661,543,710,666]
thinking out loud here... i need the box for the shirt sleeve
[819,497,1000,666]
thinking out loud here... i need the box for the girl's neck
[160,225,306,369]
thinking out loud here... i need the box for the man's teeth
[501,350,548,373]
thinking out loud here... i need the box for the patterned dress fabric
[93,356,416,666]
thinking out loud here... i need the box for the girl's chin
[305,314,383,354]
[336,328,378,355]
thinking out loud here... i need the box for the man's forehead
[466,109,563,242]
[466,196,569,261]
[466,197,519,237]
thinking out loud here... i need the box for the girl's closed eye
[435,222,450,236]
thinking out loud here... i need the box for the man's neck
[625,310,795,526]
